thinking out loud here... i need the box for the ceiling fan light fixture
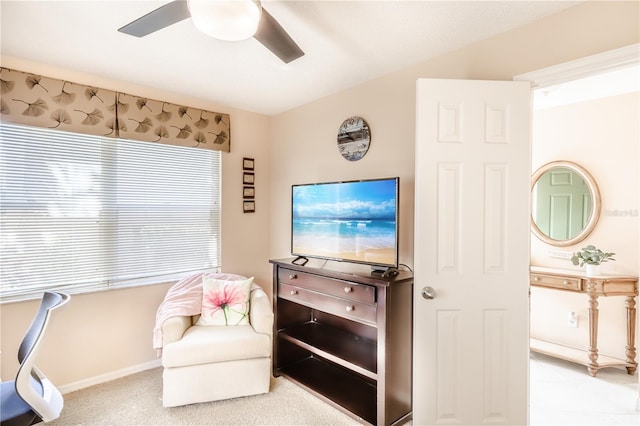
[188,0,262,41]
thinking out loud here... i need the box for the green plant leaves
[571,245,615,266]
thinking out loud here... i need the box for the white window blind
[0,123,221,302]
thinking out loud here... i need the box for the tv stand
[270,258,413,426]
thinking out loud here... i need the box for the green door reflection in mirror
[531,161,600,247]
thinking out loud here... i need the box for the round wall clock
[337,116,371,161]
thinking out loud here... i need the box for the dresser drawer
[279,283,377,325]
[531,273,582,291]
[279,268,375,305]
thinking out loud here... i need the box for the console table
[270,259,413,426]
[530,266,638,376]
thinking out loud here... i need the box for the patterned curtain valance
[0,68,117,137]
[0,67,230,153]
[117,93,229,151]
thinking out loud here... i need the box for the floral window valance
[0,67,230,152]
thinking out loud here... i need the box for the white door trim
[514,43,639,89]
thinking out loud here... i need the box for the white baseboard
[59,358,162,394]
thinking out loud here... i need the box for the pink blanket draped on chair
[152,272,246,352]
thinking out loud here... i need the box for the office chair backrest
[17,292,69,364]
[15,291,70,422]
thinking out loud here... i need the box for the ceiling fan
[118,0,304,64]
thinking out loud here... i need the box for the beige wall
[1,1,638,390]
[269,1,640,270]
[0,56,273,389]
[530,92,639,359]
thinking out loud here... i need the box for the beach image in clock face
[337,116,370,161]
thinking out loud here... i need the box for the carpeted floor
[47,368,363,426]
[45,354,638,425]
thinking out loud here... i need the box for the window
[0,123,221,302]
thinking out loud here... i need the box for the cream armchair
[160,284,273,407]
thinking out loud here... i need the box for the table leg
[587,292,599,377]
[625,296,637,375]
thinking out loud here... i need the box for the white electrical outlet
[568,312,578,328]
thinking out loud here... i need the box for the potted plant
[570,245,615,276]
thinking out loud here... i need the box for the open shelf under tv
[279,321,377,379]
[279,356,377,425]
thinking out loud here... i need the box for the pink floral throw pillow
[196,276,253,326]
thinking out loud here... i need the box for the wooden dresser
[530,266,638,376]
[270,259,413,426]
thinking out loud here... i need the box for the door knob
[421,286,436,300]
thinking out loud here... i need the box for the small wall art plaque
[243,200,255,213]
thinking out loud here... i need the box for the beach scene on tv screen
[292,179,397,266]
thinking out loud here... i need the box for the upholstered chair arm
[249,286,273,337]
[161,315,192,347]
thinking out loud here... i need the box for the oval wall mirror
[531,161,601,247]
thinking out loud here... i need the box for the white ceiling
[1,1,580,116]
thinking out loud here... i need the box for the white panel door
[414,79,531,425]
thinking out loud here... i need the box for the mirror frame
[531,160,601,247]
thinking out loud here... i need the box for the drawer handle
[344,286,353,293]
[563,280,569,285]
[534,277,540,281]
[345,305,354,312]
[290,290,298,296]
[289,274,297,280]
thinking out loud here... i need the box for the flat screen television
[291,177,399,271]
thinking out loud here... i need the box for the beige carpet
[44,354,638,425]
[47,367,363,425]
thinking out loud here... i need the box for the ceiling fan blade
[118,0,191,37]
[254,8,304,64]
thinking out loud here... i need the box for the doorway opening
[519,47,640,424]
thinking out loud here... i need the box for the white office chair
[0,291,70,426]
